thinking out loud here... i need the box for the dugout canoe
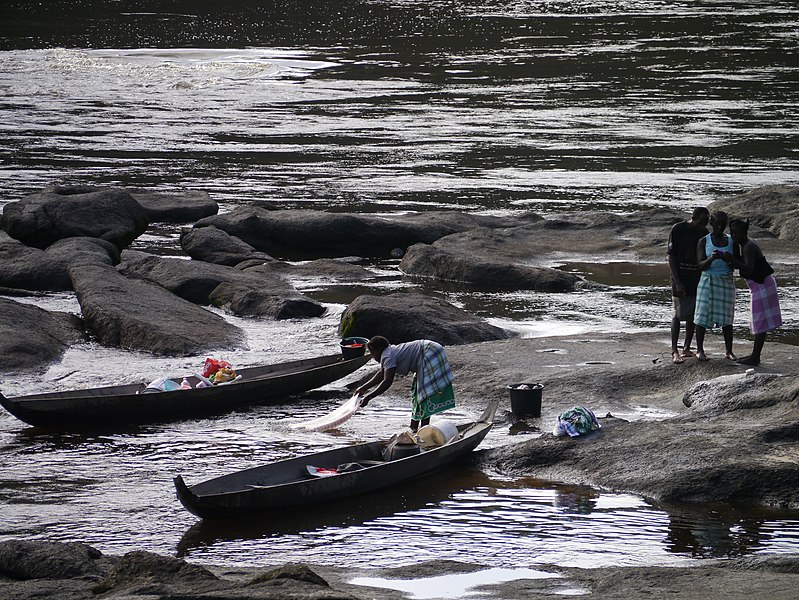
[174,400,498,520]
[0,353,369,428]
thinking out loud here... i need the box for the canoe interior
[174,402,498,519]
[7,354,357,401]
[0,353,370,428]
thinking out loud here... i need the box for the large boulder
[194,207,535,259]
[482,372,799,508]
[119,251,324,319]
[710,185,799,241]
[400,242,583,291]
[339,293,510,345]
[69,263,244,355]
[180,225,273,266]
[0,297,84,372]
[0,540,112,581]
[127,189,218,223]
[0,231,120,291]
[0,186,148,250]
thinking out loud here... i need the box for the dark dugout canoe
[0,353,369,428]
[174,400,498,520]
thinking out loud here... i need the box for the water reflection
[663,504,776,558]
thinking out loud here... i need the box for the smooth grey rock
[128,188,218,223]
[339,293,510,345]
[180,225,273,266]
[482,373,799,508]
[0,297,84,372]
[0,232,120,291]
[69,263,244,355]
[119,251,324,319]
[400,242,582,291]
[194,207,532,259]
[0,185,149,250]
[710,185,799,241]
[0,540,112,581]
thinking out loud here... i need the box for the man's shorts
[672,295,696,322]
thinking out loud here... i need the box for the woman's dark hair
[366,336,390,355]
[729,218,750,234]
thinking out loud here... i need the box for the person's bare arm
[359,367,396,407]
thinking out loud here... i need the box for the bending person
[355,336,455,431]
[694,211,736,361]
[729,219,782,366]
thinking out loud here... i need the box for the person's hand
[359,395,371,408]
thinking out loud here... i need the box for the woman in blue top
[694,211,736,361]
[355,336,455,431]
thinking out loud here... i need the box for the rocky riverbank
[1,184,798,598]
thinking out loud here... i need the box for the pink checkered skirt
[747,274,782,335]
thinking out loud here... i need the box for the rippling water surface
[1,0,798,577]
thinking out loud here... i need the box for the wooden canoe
[174,400,498,520]
[0,353,370,428]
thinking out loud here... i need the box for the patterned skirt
[747,274,782,334]
[694,272,735,328]
[410,340,455,420]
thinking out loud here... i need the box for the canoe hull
[0,353,369,428]
[174,400,498,520]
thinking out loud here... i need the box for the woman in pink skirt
[729,219,782,366]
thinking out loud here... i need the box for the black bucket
[507,383,543,417]
[340,336,369,360]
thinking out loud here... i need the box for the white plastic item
[291,395,361,432]
[180,378,192,390]
[416,419,458,447]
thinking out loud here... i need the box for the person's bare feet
[681,348,695,358]
[737,355,760,366]
[697,351,709,362]
[672,351,684,364]
[725,352,737,361]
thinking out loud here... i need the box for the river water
[1,0,798,585]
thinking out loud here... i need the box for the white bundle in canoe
[291,395,361,432]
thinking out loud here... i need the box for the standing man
[667,207,710,363]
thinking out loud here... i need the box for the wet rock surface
[180,225,274,266]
